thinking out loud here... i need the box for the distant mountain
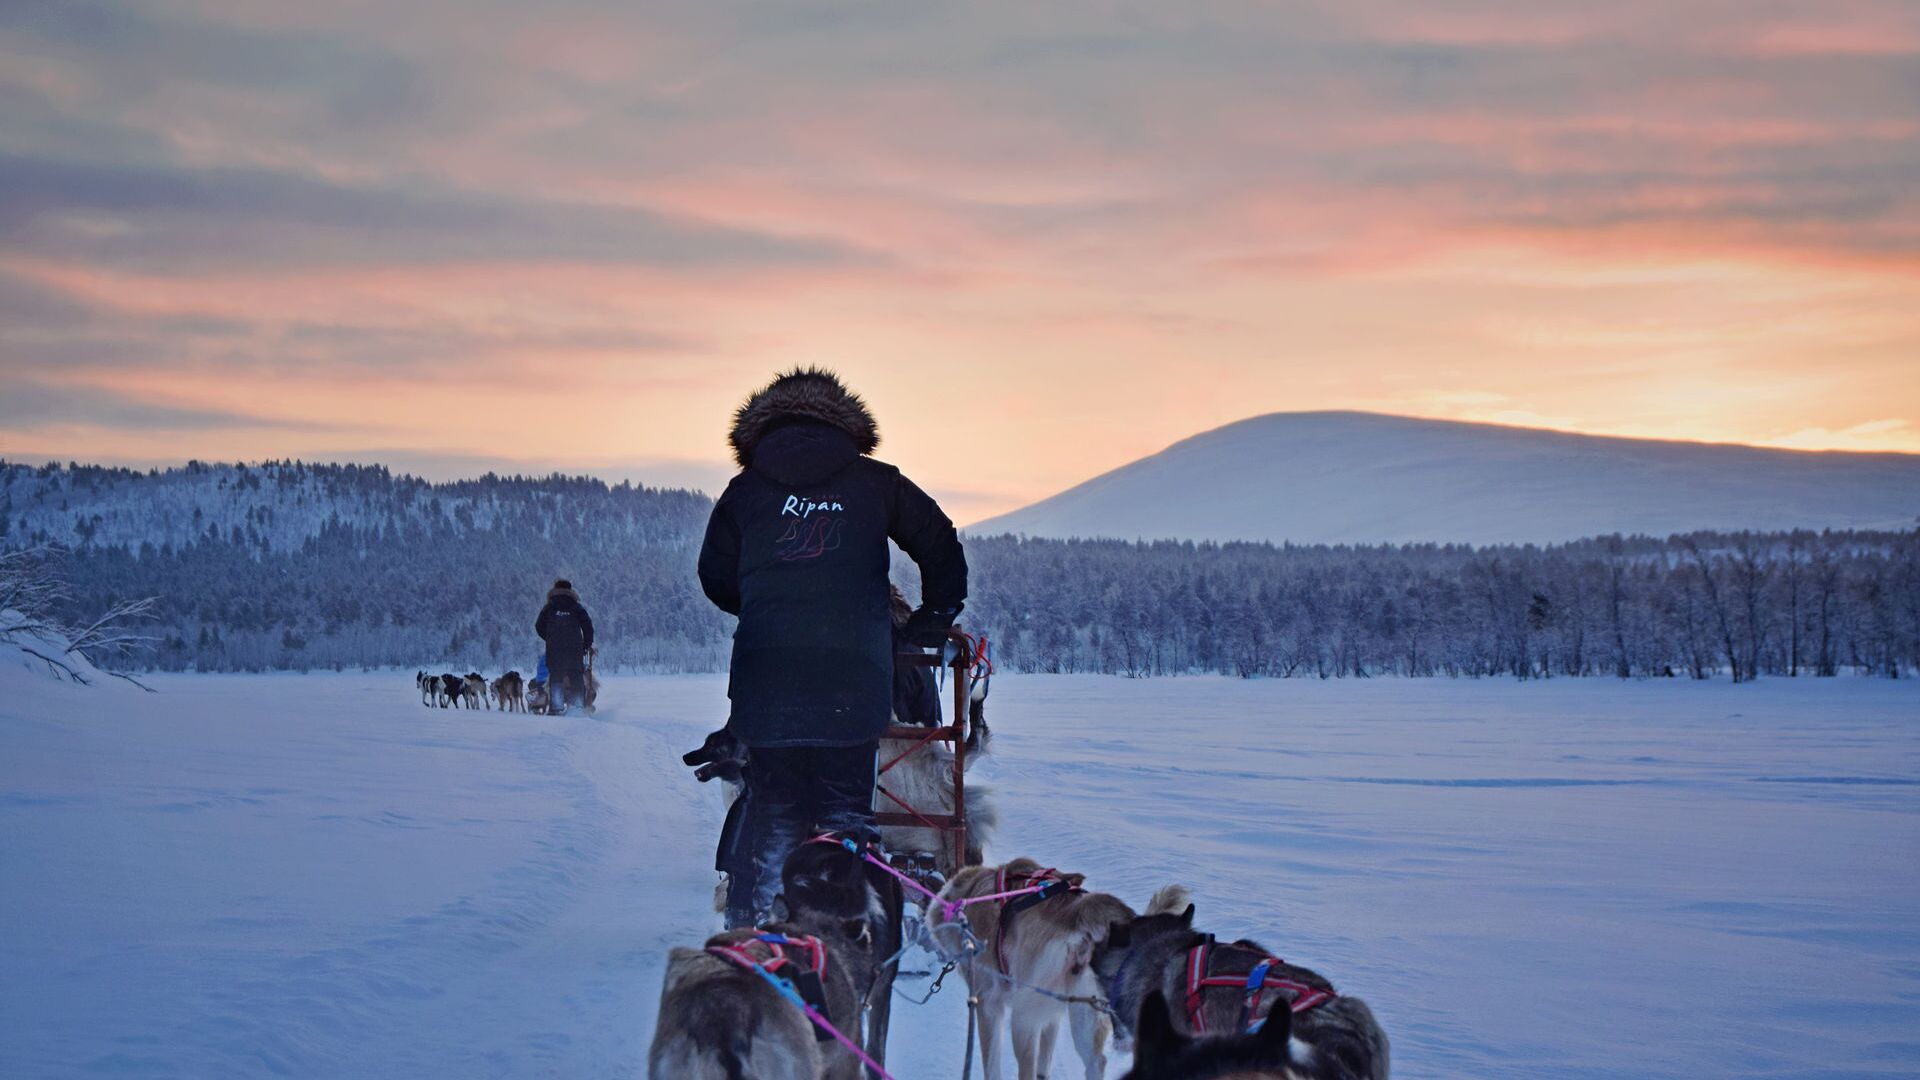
[967,412,1920,545]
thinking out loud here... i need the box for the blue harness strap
[1241,959,1275,1031]
[710,932,834,1041]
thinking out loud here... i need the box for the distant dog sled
[526,649,598,716]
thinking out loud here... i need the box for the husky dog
[782,834,905,1073]
[650,839,880,1080]
[649,922,869,1080]
[462,673,489,710]
[933,858,1134,1080]
[415,670,435,706]
[1120,990,1303,1080]
[490,671,525,713]
[685,719,994,918]
[685,728,749,786]
[438,673,463,708]
[684,727,755,914]
[875,676,994,878]
[1093,896,1388,1080]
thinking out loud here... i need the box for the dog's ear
[841,916,872,947]
[1254,1002,1293,1051]
[1062,871,1088,889]
[1179,903,1196,926]
[1134,990,1187,1067]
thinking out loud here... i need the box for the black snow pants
[723,742,878,927]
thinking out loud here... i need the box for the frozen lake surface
[2,670,1916,1078]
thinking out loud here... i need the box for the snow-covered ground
[2,670,1916,1079]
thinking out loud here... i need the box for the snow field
[1,670,1916,1078]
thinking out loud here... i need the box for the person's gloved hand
[902,605,961,648]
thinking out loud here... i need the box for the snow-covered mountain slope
[2,672,1916,1078]
[968,412,1920,545]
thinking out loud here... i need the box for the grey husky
[1092,892,1388,1080]
[782,834,905,1074]
[933,857,1135,1080]
[648,921,865,1080]
[648,838,890,1080]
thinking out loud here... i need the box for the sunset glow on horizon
[3,1,1917,523]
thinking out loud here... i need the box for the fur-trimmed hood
[548,584,580,604]
[728,367,879,470]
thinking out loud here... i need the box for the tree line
[7,460,1917,679]
[954,530,1919,681]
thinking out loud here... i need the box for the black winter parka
[698,371,967,748]
[535,588,594,674]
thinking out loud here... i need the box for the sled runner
[873,627,988,883]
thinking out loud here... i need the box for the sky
[2,1,1917,523]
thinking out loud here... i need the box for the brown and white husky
[932,857,1136,1080]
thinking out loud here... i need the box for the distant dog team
[411,669,536,713]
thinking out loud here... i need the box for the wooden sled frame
[872,626,976,873]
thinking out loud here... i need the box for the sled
[527,648,598,716]
[873,627,985,880]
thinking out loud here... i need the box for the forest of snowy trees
[6,460,1917,680]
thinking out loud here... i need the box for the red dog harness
[1184,937,1337,1034]
[992,866,1081,976]
[707,932,834,1040]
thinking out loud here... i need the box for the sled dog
[685,720,995,913]
[462,673,488,710]
[649,848,879,1080]
[437,673,463,708]
[1093,893,1388,1080]
[415,670,435,706]
[875,674,994,879]
[933,857,1134,1080]
[1119,989,1304,1080]
[782,834,905,1072]
[490,671,525,713]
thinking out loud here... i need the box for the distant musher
[697,368,967,927]
[535,578,596,715]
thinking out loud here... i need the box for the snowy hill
[967,412,1920,545]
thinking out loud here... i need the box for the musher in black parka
[534,579,595,712]
[698,368,968,927]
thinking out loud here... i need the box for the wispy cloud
[0,379,362,433]
[1,0,1916,516]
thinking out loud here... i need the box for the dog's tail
[720,1033,750,1080]
[1145,884,1191,916]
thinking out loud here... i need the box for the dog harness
[706,932,835,1042]
[993,866,1081,976]
[1184,936,1337,1034]
[705,930,901,1080]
